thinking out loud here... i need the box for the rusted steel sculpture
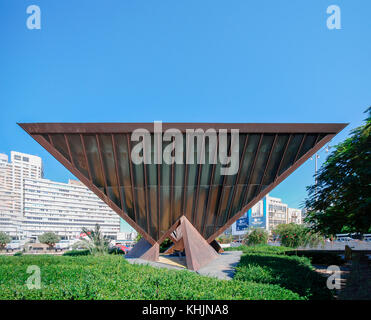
[19,122,346,270]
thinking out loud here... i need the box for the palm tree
[74,224,110,255]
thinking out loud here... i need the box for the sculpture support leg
[210,240,224,253]
[180,216,219,271]
[125,238,159,261]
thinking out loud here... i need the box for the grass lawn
[0,245,333,300]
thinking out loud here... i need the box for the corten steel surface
[18,122,347,247]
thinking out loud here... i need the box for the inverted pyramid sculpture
[19,122,346,270]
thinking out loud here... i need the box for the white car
[6,240,24,252]
[55,240,71,251]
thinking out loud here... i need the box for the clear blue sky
[1,1,370,211]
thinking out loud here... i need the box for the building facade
[231,194,302,236]
[0,151,122,240]
[22,178,120,240]
[0,152,43,237]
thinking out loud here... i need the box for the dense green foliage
[244,228,268,246]
[273,223,324,248]
[286,251,345,266]
[304,107,371,234]
[0,255,302,300]
[62,249,91,256]
[159,238,172,253]
[38,232,60,248]
[0,232,11,250]
[225,244,293,255]
[0,245,333,300]
[234,252,333,300]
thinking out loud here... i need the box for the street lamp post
[311,145,330,199]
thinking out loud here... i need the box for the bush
[234,252,333,300]
[62,249,90,256]
[159,238,172,253]
[0,255,302,300]
[244,228,268,246]
[286,251,345,265]
[0,232,11,250]
[13,252,23,257]
[273,223,324,248]
[108,247,125,255]
[225,244,293,255]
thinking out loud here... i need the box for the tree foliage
[273,223,324,248]
[0,232,11,250]
[304,107,371,235]
[244,228,268,246]
[38,232,60,248]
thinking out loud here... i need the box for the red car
[114,244,131,253]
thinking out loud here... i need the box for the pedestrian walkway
[125,250,243,280]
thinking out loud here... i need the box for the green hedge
[286,251,345,265]
[0,255,302,300]
[233,253,333,300]
[62,249,90,256]
[225,244,293,255]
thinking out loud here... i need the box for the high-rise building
[266,195,288,231]
[231,194,302,236]
[0,151,122,240]
[0,152,43,237]
[22,178,120,240]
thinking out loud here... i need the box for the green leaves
[38,232,60,248]
[0,254,303,300]
[76,224,110,255]
[305,107,371,234]
[233,247,333,300]
[0,232,11,250]
[273,223,324,248]
[244,228,268,246]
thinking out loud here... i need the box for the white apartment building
[0,152,43,237]
[231,193,302,236]
[266,195,289,231]
[288,208,302,224]
[22,178,120,240]
[0,151,122,240]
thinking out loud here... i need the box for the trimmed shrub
[62,249,90,256]
[108,247,125,255]
[0,255,302,300]
[286,251,345,265]
[234,253,333,300]
[225,244,293,255]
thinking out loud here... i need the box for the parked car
[336,237,353,242]
[6,240,24,252]
[111,243,131,253]
[55,240,71,251]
